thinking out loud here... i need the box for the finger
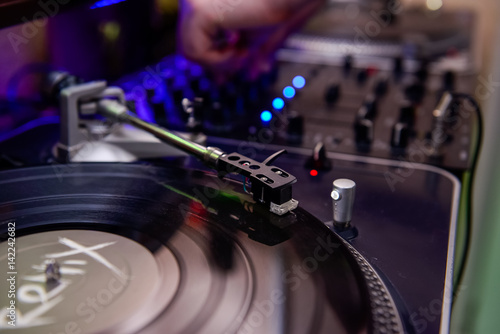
[178,7,250,77]
[248,1,323,78]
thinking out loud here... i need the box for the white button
[331,190,341,201]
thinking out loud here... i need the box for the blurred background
[1,0,499,332]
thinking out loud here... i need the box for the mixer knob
[430,92,453,156]
[391,122,410,148]
[356,69,368,86]
[443,70,456,92]
[151,97,167,126]
[357,94,377,120]
[354,118,374,144]
[343,55,353,77]
[399,102,415,125]
[416,60,429,82]
[404,82,425,104]
[305,142,331,171]
[393,57,403,81]
[324,84,341,105]
[374,78,388,97]
[172,88,184,105]
[331,178,356,228]
[189,77,201,94]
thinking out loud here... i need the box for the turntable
[0,67,469,334]
[0,1,484,333]
[0,161,408,334]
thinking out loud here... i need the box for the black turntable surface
[0,163,404,334]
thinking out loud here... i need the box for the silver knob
[331,178,356,227]
[431,92,453,156]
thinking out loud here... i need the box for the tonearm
[45,71,298,215]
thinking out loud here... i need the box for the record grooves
[0,163,404,333]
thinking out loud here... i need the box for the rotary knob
[357,94,378,120]
[374,78,388,97]
[305,142,332,171]
[399,102,415,126]
[391,122,410,148]
[443,70,456,92]
[343,55,353,77]
[354,118,374,144]
[324,83,341,105]
[356,69,368,86]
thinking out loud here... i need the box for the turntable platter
[0,164,404,333]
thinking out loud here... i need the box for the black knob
[374,78,388,97]
[189,77,201,94]
[305,142,332,170]
[391,122,410,148]
[172,88,184,105]
[443,70,456,92]
[357,95,378,120]
[416,60,429,82]
[343,55,353,77]
[356,69,368,86]
[354,118,374,144]
[171,76,187,106]
[325,84,341,105]
[399,101,415,125]
[404,82,425,104]
[393,57,403,81]
[151,97,167,126]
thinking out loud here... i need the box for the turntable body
[0,123,458,334]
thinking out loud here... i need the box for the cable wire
[451,93,484,296]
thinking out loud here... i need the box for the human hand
[177,0,324,81]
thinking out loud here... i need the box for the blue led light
[91,0,127,9]
[283,86,296,99]
[272,98,285,110]
[260,111,273,122]
[292,76,306,89]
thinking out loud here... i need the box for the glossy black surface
[208,140,459,334]
[0,163,403,333]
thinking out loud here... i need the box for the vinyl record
[0,163,403,334]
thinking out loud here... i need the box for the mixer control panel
[118,54,477,172]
